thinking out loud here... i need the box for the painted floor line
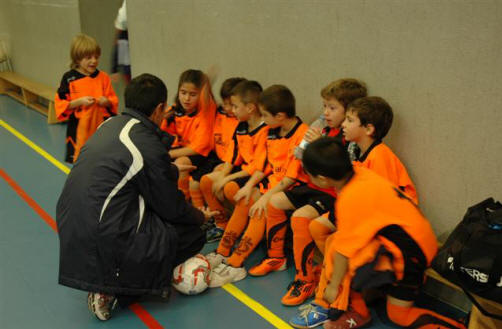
[1,117,293,329]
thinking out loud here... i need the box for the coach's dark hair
[125,73,167,116]
[302,137,353,180]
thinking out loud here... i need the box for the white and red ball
[172,254,211,295]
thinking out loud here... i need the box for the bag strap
[459,284,502,320]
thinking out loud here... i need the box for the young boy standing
[289,138,466,329]
[248,79,367,306]
[55,33,119,163]
[208,85,309,287]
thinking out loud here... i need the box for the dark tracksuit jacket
[56,107,205,296]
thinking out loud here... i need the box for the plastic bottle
[294,114,326,159]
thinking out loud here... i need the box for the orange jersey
[213,107,239,161]
[55,69,118,163]
[332,166,437,263]
[354,141,418,204]
[265,119,309,189]
[160,105,214,156]
[225,121,268,175]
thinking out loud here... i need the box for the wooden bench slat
[0,71,55,100]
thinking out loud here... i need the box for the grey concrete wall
[128,0,502,237]
[79,0,123,73]
[5,0,81,87]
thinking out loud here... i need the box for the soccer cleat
[208,263,247,287]
[248,257,287,276]
[206,226,225,243]
[205,251,228,269]
[289,303,329,328]
[87,292,117,321]
[281,280,316,306]
[323,308,371,329]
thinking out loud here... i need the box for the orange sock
[350,291,370,319]
[227,213,266,268]
[223,181,240,205]
[386,301,466,329]
[266,203,288,258]
[309,219,334,255]
[178,175,190,200]
[189,186,205,209]
[291,216,315,281]
[200,175,227,227]
[216,198,254,257]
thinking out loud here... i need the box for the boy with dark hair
[249,79,367,306]
[208,85,309,287]
[342,96,417,202]
[289,137,466,329]
[57,73,209,321]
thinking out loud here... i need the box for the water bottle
[294,114,326,159]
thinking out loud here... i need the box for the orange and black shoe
[248,257,287,277]
[281,280,316,306]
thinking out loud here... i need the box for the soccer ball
[172,254,211,295]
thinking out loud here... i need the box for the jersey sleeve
[55,74,73,121]
[102,73,119,116]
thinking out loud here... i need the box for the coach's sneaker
[205,251,228,269]
[87,292,117,321]
[209,263,247,287]
[206,226,225,243]
[281,280,316,306]
[323,308,371,329]
[248,257,287,276]
[289,303,329,328]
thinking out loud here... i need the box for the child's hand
[164,107,175,120]
[249,194,270,218]
[234,185,253,205]
[303,127,322,143]
[97,96,111,107]
[79,96,96,107]
[212,175,227,195]
[173,162,196,172]
[199,206,220,221]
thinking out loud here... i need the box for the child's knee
[189,178,199,190]
[292,205,318,219]
[223,181,239,200]
[269,192,292,210]
[175,156,192,166]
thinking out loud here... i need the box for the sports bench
[425,261,502,328]
[0,71,58,124]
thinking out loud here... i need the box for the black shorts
[351,225,428,301]
[190,152,223,182]
[284,184,335,216]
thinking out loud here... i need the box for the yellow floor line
[1,117,293,329]
[0,119,70,175]
[222,284,293,328]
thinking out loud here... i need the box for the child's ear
[246,103,256,114]
[364,124,375,137]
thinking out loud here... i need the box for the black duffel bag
[431,198,502,319]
